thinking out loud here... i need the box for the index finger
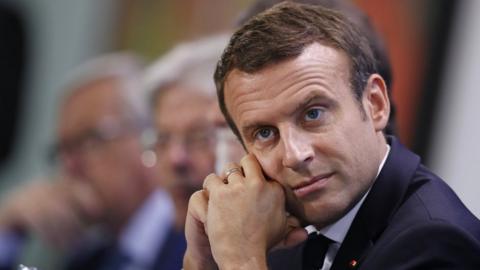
[239,153,267,183]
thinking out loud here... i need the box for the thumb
[273,215,308,250]
[284,215,308,248]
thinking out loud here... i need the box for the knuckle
[189,190,204,205]
[202,173,217,188]
[225,162,238,169]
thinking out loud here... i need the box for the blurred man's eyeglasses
[155,128,215,152]
[48,119,153,164]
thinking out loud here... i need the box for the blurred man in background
[144,34,236,232]
[0,53,185,270]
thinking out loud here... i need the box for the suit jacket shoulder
[268,136,480,270]
[332,136,480,269]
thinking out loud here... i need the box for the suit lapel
[331,136,420,270]
[153,225,186,270]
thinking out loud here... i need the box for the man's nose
[168,139,189,167]
[62,153,86,179]
[281,127,314,171]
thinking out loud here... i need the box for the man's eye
[156,133,170,147]
[304,108,323,121]
[255,128,274,141]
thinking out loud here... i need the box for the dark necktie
[302,233,332,270]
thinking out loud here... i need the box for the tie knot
[302,233,332,270]
[309,233,332,244]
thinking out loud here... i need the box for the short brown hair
[214,1,378,140]
[237,0,396,136]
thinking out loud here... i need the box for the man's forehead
[58,78,126,137]
[226,43,348,83]
[223,43,351,111]
[154,85,214,131]
[63,77,123,110]
[156,84,212,107]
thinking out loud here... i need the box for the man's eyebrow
[293,95,317,114]
[291,92,334,115]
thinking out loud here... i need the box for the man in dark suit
[58,53,186,270]
[182,2,480,269]
[267,136,480,269]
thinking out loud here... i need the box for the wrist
[217,254,268,270]
[183,248,218,270]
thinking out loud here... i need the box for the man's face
[58,78,152,226]
[224,43,388,227]
[154,85,216,199]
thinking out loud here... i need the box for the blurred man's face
[154,85,215,200]
[224,43,389,228]
[58,78,153,228]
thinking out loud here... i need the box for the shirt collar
[307,144,391,244]
[119,188,175,266]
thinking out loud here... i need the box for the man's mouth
[292,173,334,198]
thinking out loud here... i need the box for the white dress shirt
[118,188,175,270]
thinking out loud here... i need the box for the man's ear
[363,74,390,132]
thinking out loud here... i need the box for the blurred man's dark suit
[268,136,480,269]
[65,190,186,270]
[65,227,185,270]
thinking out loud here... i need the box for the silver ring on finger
[224,167,242,183]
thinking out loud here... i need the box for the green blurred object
[116,0,254,60]
[19,235,64,270]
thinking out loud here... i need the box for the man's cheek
[253,152,279,181]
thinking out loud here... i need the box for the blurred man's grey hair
[59,52,148,124]
[143,33,231,104]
